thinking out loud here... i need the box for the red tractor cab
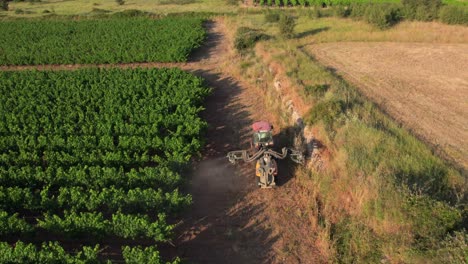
[226,120,304,188]
[252,121,274,150]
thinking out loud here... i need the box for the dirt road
[173,21,323,264]
[306,42,468,170]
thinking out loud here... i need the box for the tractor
[226,121,304,188]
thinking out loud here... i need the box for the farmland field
[0,17,205,65]
[0,68,210,262]
[0,2,467,263]
[306,42,468,169]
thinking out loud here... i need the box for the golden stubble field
[306,42,468,169]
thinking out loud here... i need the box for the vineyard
[0,17,205,65]
[0,68,210,262]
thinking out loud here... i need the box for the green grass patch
[331,217,383,263]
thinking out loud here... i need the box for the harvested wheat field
[306,42,468,169]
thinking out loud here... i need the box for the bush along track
[0,17,206,66]
[0,68,210,262]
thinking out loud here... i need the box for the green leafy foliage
[279,14,297,38]
[307,99,344,129]
[0,68,210,262]
[439,5,468,25]
[331,217,383,263]
[402,0,442,21]
[0,241,100,263]
[0,17,205,65]
[0,0,7,11]
[0,211,33,236]
[363,4,402,29]
[122,245,178,264]
[234,27,269,52]
[404,195,462,249]
[333,5,351,17]
[264,10,280,22]
[304,84,329,98]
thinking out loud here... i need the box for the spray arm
[227,148,304,164]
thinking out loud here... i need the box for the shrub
[264,11,280,22]
[309,8,322,19]
[439,5,468,25]
[364,4,401,29]
[234,27,269,52]
[432,231,468,263]
[307,99,344,128]
[278,14,296,38]
[331,217,383,263]
[349,3,367,19]
[404,195,461,249]
[333,6,351,18]
[275,0,280,6]
[401,0,442,21]
[115,0,125,5]
[111,9,149,17]
[304,84,329,98]
[1,0,8,11]
[160,0,197,4]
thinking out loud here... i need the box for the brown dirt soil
[305,42,468,170]
[0,20,323,263]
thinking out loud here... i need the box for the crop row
[0,166,180,190]
[0,17,205,66]
[0,186,190,215]
[0,241,171,264]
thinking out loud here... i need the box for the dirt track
[306,42,468,170]
[173,20,322,264]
